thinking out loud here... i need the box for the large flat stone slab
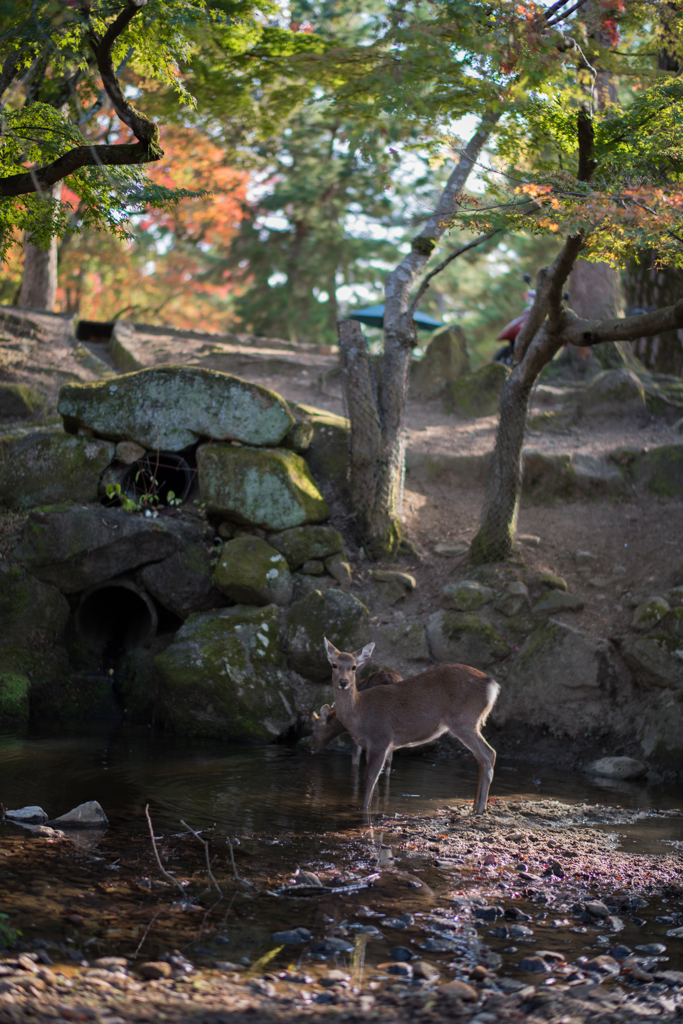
[58,366,295,451]
[0,432,114,510]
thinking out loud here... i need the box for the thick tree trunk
[624,254,683,375]
[562,259,625,373]
[344,116,499,558]
[18,183,62,311]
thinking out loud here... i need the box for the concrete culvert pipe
[77,580,158,655]
[121,452,193,506]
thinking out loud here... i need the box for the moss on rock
[154,604,297,739]
[410,327,470,399]
[0,648,30,719]
[285,589,370,681]
[427,610,510,668]
[0,383,45,418]
[269,526,344,569]
[632,596,670,632]
[291,403,350,498]
[0,432,115,510]
[198,444,329,531]
[441,580,493,611]
[139,541,225,619]
[214,536,293,606]
[0,563,69,643]
[59,365,295,451]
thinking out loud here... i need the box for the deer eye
[332,663,337,669]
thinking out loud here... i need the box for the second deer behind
[323,638,500,814]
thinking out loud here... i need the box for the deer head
[324,638,375,691]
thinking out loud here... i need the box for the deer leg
[362,746,389,811]
[450,725,496,815]
[352,742,362,767]
[384,749,394,776]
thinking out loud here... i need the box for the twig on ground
[132,908,165,957]
[144,803,188,899]
[180,819,223,898]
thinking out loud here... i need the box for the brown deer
[323,638,499,813]
[311,669,403,767]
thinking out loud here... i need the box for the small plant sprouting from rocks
[0,913,20,949]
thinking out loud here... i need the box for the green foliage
[0,913,20,949]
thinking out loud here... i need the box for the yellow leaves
[513,182,552,197]
[538,218,559,231]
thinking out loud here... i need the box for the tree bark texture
[624,254,683,375]
[563,258,627,373]
[19,183,62,311]
[344,117,499,558]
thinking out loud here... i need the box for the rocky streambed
[3,766,683,1024]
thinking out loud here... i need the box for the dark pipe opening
[77,580,158,657]
[121,452,194,506]
[77,320,114,342]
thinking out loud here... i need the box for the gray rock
[5,806,48,824]
[269,525,344,569]
[633,445,683,498]
[115,440,146,464]
[301,560,325,576]
[59,366,294,451]
[497,620,626,738]
[532,591,584,616]
[585,901,610,918]
[428,610,510,669]
[410,326,470,399]
[584,756,647,781]
[0,432,115,511]
[0,564,69,642]
[517,956,550,974]
[575,550,597,565]
[539,574,567,592]
[139,542,226,619]
[284,589,369,681]
[291,403,350,499]
[572,453,625,493]
[198,444,329,531]
[271,928,312,945]
[370,621,430,675]
[48,800,109,828]
[154,605,297,739]
[433,541,469,556]
[446,362,509,418]
[326,554,352,590]
[214,537,293,606]
[621,636,683,689]
[632,596,670,631]
[666,586,683,608]
[440,580,493,611]
[579,369,647,419]
[13,506,198,593]
[495,581,531,618]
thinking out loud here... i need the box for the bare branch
[407,230,501,317]
[143,804,188,900]
[180,819,223,898]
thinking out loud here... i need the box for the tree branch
[561,299,683,347]
[512,233,584,362]
[0,48,22,100]
[0,0,160,199]
[407,230,502,317]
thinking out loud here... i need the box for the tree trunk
[624,254,683,375]
[18,183,62,311]
[562,258,625,373]
[341,116,498,558]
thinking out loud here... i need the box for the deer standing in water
[323,639,499,814]
[311,668,403,767]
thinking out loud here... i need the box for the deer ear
[324,637,340,664]
[353,642,375,669]
[320,704,331,722]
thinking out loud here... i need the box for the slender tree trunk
[18,182,62,311]
[340,116,499,558]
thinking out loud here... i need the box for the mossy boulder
[0,642,72,721]
[370,620,431,675]
[285,589,370,681]
[427,610,510,669]
[139,541,225,619]
[495,581,531,618]
[539,573,567,592]
[410,327,470,399]
[214,536,293,606]
[198,444,329,530]
[666,586,683,608]
[0,432,115,510]
[0,563,69,643]
[269,525,343,569]
[621,635,683,689]
[154,604,297,739]
[291,403,350,498]
[58,366,295,452]
[13,505,197,593]
[446,362,509,418]
[0,383,45,418]
[666,608,683,640]
[632,596,670,632]
[522,452,576,500]
[579,368,646,420]
[30,672,121,719]
[633,445,683,497]
[441,580,493,612]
